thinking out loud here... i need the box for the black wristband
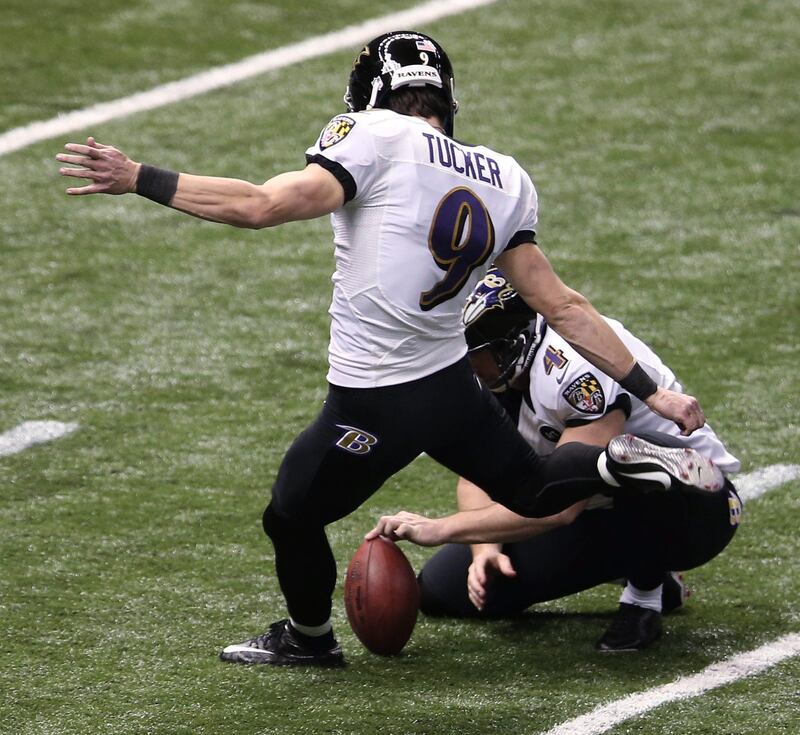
[619,362,658,401]
[136,164,179,205]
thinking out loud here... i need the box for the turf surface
[1,1,798,733]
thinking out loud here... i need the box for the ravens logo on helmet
[463,267,539,392]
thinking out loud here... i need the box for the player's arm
[169,165,343,227]
[367,484,580,546]
[458,411,624,610]
[56,137,344,228]
[373,404,624,546]
[556,407,626,448]
[458,476,504,561]
[457,475,583,610]
[457,476,514,611]
[457,476,580,546]
[494,243,705,435]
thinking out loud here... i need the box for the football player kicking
[369,268,742,652]
[59,32,723,666]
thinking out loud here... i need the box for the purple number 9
[420,187,495,311]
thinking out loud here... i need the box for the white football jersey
[305,109,538,388]
[517,315,741,475]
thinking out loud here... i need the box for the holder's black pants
[417,480,741,618]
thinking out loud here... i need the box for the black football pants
[262,356,610,626]
[417,480,741,618]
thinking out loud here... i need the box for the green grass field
[1,1,798,733]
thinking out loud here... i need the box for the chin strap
[517,317,545,379]
[366,77,384,110]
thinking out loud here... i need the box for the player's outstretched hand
[467,550,516,611]
[57,137,140,196]
[645,386,705,436]
[365,511,446,547]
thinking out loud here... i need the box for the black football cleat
[596,603,663,652]
[606,434,724,493]
[220,619,345,667]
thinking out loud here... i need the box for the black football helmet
[344,31,458,136]
[463,267,539,391]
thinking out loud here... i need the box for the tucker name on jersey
[422,132,503,189]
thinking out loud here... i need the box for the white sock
[620,582,663,612]
[289,618,332,637]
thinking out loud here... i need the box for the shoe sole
[219,647,346,667]
[595,630,663,653]
[607,434,724,493]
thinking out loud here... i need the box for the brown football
[344,536,420,656]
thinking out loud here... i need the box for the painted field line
[0,0,498,158]
[734,463,800,502]
[0,421,79,457]
[541,632,800,735]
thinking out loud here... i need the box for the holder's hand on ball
[366,511,446,547]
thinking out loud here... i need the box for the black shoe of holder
[595,603,663,652]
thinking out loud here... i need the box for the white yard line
[0,0,498,158]
[541,632,800,735]
[734,463,800,502]
[0,421,79,457]
[544,633,800,735]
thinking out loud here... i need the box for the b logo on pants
[728,491,743,526]
[335,425,379,455]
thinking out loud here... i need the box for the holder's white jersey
[306,109,538,388]
[518,315,741,475]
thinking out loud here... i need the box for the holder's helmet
[344,31,458,136]
[463,267,539,391]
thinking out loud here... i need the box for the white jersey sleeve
[306,114,379,203]
[514,168,538,244]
